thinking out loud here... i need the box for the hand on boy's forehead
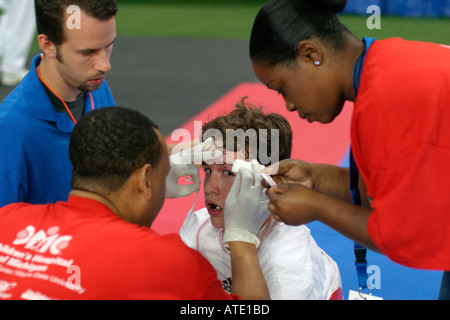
[203,139,248,165]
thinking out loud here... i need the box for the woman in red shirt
[249,0,450,299]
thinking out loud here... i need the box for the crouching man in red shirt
[0,106,269,300]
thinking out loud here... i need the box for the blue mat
[308,221,442,300]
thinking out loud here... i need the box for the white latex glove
[165,164,201,199]
[166,138,222,198]
[223,160,270,247]
[169,137,219,166]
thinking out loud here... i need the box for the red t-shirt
[352,38,450,270]
[0,196,238,300]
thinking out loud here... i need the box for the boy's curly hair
[202,97,292,165]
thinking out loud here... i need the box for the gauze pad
[231,159,277,187]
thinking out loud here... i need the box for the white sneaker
[1,69,28,87]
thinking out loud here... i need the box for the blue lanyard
[353,37,376,94]
[350,37,375,291]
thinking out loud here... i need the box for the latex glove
[169,137,219,166]
[165,164,201,198]
[166,138,222,198]
[223,160,270,247]
[262,159,313,189]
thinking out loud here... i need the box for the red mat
[152,82,353,234]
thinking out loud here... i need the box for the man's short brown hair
[35,0,118,45]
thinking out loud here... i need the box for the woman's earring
[314,61,321,66]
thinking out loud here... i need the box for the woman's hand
[266,183,322,225]
[262,159,314,189]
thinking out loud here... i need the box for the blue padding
[307,221,443,299]
[342,0,450,17]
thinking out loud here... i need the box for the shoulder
[69,217,225,299]
[262,219,312,245]
[179,207,209,247]
[356,38,450,128]
[180,207,210,234]
[364,38,450,81]
[258,220,340,299]
[117,228,221,293]
[259,219,329,267]
[103,222,205,262]
[192,207,210,223]
[0,85,29,124]
[259,220,313,264]
[371,37,450,54]
[0,202,53,233]
[0,202,37,215]
[0,69,51,134]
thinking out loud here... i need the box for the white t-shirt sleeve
[179,208,208,250]
[258,222,341,300]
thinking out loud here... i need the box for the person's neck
[38,57,81,102]
[69,189,123,218]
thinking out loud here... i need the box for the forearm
[313,164,370,207]
[316,194,379,252]
[312,164,349,199]
[228,241,270,300]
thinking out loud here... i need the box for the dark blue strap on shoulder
[350,37,376,291]
[350,149,368,290]
[353,37,376,94]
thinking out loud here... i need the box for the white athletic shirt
[180,208,342,300]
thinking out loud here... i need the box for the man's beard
[56,48,104,93]
[78,82,99,93]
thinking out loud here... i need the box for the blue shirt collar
[26,54,76,133]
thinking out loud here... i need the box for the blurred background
[1,0,449,130]
[115,0,449,42]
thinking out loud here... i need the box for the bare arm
[224,163,271,300]
[313,163,370,207]
[264,159,370,207]
[267,184,379,252]
[229,241,270,300]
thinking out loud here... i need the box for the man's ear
[296,39,323,66]
[137,164,153,201]
[37,34,58,58]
